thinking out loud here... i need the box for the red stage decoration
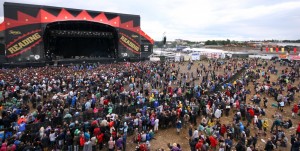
[0,22,4,31]
[266,47,269,52]
[0,8,154,44]
[276,47,279,53]
[294,47,297,54]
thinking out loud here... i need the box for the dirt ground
[126,60,300,151]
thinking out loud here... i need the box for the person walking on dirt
[176,120,182,135]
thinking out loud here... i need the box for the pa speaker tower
[163,36,166,45]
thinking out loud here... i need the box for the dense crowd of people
[0,58,299,151]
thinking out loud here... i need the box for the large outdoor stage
[0,2,154,64]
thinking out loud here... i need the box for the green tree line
[204,39,232,45]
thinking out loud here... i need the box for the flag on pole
[281,47,284,53]
[270,48,273,52]
[276,47,279,53]
[294,47,297,54]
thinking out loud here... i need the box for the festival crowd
[0,58,299,151]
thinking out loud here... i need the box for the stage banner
[276,47,279,53]
[5,24,44,62]
[270,48,273,52]
[118,28,141,58]
[281,47,284,53]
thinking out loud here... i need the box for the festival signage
[131,34,139,38]
[119,32,140,54]
[8,30,22,35]
[6,29,42,58]
[278,54,287,59]
[290,55,300,60]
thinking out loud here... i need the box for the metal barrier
[214,67,246,92]
[112,96,185,115]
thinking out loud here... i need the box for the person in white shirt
[219,143,225,151]
[246,146,253,151]
[83,139,93,151]
[133,117,139,128]
[279,100,284,112]
[192,129,199,140]
[49,131,56,148]
[85,101,91,110]
[154,118,159,132]
[214,108,222,119]
[90,136,97,150]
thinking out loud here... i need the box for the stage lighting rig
[50,30,113,38]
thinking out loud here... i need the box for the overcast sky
[0,0,300,41]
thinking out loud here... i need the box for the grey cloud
[0,0,299,41]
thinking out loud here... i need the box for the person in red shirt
[111,129,117,139]
[297,123,300,137]
[292,104,299,118]
[209,135,218,149]
[103,99,109,105]
[93,127,100,136]
[195,139,204,150]
[139,143,147,151]
[109,121,115,128]
[220,124,227,137]
[177,108,181,118]
[236,100,240,110]
[248,108,255,117]
[168,87,173,96]
[225,89,231,97]
[79,134,85,147]
[120,86,124,92]
[97,132,104,150]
